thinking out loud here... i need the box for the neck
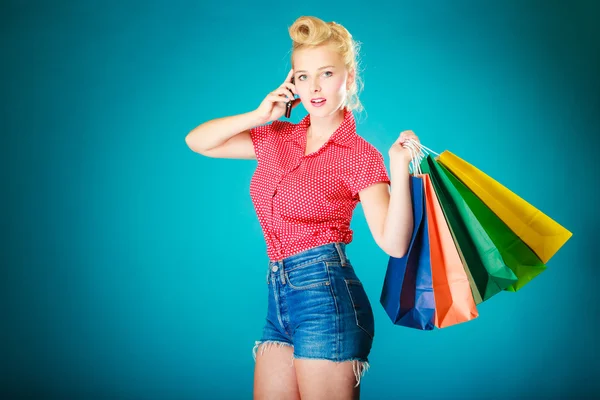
[308,108,345,140]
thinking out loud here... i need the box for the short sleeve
[249,123,273,163]
[250,120,289,163]
[351,148,390,199]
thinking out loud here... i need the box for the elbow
[385,247,408,259]
[379,237,409,259]
[185,131,196,151]
[185,133,193,151]
[377,243,406,259]
[185,131,207,155]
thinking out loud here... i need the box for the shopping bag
[422,155,518,301]
[437,162,546,291]
[438,151,572,264]
[422,174,479,327]
[380,176,435,330]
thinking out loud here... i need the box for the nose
[309,78,321,93]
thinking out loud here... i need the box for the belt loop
[279,260,286,284]
[334,242,348,267]
[267,261,271,284]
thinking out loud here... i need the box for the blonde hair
[288,16,363,112]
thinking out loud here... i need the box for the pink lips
[310,98,326,108]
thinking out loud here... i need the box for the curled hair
[288,16,363,112]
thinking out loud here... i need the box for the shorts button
[272,265,279,272]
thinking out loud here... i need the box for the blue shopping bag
[380,175,435,330]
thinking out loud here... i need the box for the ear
[346,68,355,90]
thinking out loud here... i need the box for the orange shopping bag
[422,174,479,328]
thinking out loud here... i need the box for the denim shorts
[253,242,374,383]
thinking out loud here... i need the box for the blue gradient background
[2,0,598,399]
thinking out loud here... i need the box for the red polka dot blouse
[250,108,390,261]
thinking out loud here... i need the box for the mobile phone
[285,76,295,118]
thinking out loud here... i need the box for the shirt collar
[284,108,357,148]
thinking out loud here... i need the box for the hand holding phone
[253,69,298,125]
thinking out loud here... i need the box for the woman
[186,15,419,400]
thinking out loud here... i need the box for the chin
[310,102,344,117]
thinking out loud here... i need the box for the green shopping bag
[421,155,517,302]
[437,162,546,291]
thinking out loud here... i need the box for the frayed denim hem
[252,341,370,387]
[290,355,370,388]
[252,340,294,363]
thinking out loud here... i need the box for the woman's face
[292,44,353,117]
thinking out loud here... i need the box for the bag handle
[402,140,440,175]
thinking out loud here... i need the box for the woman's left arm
[359,130,419,258]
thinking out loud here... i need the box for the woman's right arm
[185,69,300,160]
[185,110,265,159]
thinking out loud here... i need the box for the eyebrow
[294,65,336,74]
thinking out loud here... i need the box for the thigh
[254,343,300,400]
[294,359,360,400]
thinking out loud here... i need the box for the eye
[323,71,333,77]
[298,74,307,81]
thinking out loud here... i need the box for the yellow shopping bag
[438,151,572,264]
